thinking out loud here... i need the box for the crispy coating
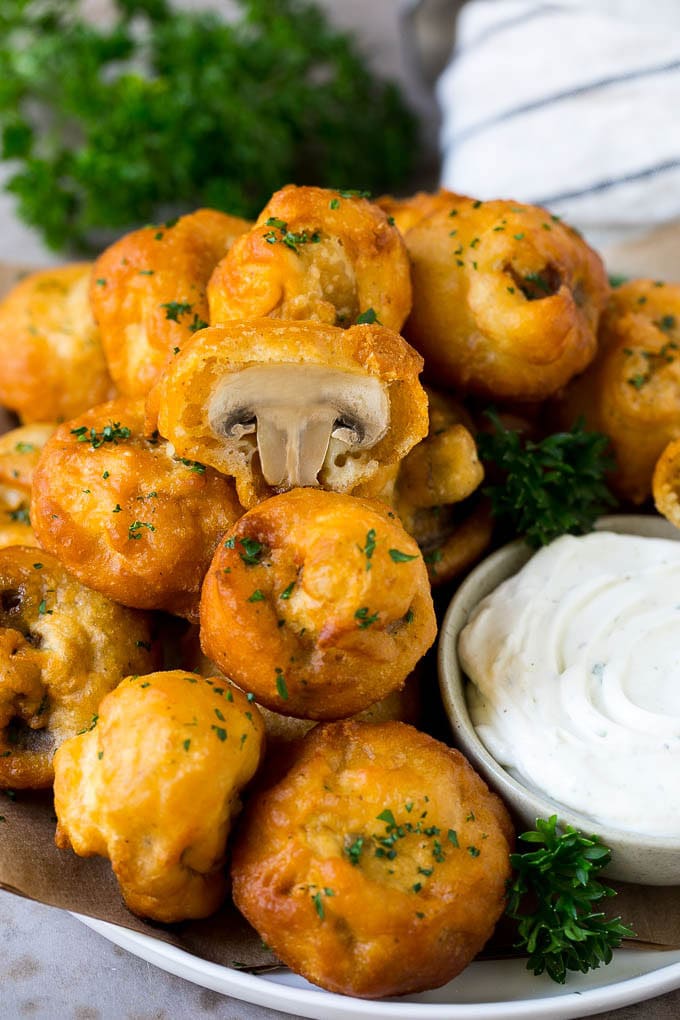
[0,547,154,789]
[0,265,115,423]
[402,194,609,400]
[54,671,265,922]
[31,398,243,619]
[151,318,428,509]
[558,279,680,503]
[91,209,250,397]
[231,720,514,998]
[394,389,491,584]
[0,424,56,549]
[208,185,412,331]
[200,489,437,720]
[654,438,680,526]
[376,189,469,236]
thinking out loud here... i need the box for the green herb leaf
[506,815,635,984]
[356,307,380,325]
[388,548,417,563]
[477,411,615,548]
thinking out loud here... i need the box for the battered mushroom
[0,265,115,422]
[402,194,609,400]
[151,319,428,509]
[54,671,265,922]
[557,279,680,503]
[231,720,514,999]
[31,398,243,619]
[91,208,250,397]
[394,390,491,585]
[0,547,155,789]
[208,185,412,331]
[376,188,468,236]
[0,423,56,549]
[199,489,437,720]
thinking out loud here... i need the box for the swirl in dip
[458,531,680,836]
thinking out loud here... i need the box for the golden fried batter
[653,438,680,526]
[54,670,265,922]
[0,547,154,789]
[151,318,428,509]
[200,489,437,720]
[557,279,680,503]
[394,389,491,584]
[376,189,468,236]
[91,209,250,397]
[0,265,115,423]
[402,194,609,400]
[0,424,55,549]
[231,720,513,998]
[208,185,412,331]
[31,398,242,619]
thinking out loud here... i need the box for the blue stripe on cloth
[453,58,680,145]
[457,4,563,57]
[531,157,680,205]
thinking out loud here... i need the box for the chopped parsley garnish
[14,441,35,453]
[359,528,376,570]
[356,307,380,325]
[33,562,42,570]
[355,607,379,629]
[388,548,417,563]
[188,314,208,333]
[128,521,156,540]
[37,599,52,615]
[345,836,364,866]
[329,198,340,209]
[279,581,295,600]
[337,189,371,199]
[178,458,206,473]
[263,217,320,254]
[135,640,151,651]
[71,422,131,449]
[215,708,225,721]
[183,739,191,751]
[9,507,30,524]
[467,846,480,857]
[376,808,396,829]
[247,589,265,603]
[161,301,193,322]
[507,815,635,984]
[239,537,266,565]
[275,669,289,701]
[212,725,227,741]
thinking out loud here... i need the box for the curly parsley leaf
[476,410,615,548]
[0,0,416,251]
[506,815,635,984]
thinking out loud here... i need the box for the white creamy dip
[458,531,680,837]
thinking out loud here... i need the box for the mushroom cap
[207,184,412,332]
[151,319,429,509]
[91,208,251,397]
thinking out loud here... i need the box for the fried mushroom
[31,398,243,619]
[231,720,514,999]
[557,279,680,503]
[0,547,155,789]
[208,185,412,331]
[200,489,437,720]
[91,209,251,397]
[402,194,609,400]
[54,670,265,922]
[0,424,56,549]
[0,265,115,423]
[151,318,428,509]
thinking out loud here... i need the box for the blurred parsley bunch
[0,0,417,250]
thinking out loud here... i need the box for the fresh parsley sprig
[476,410,615,548]
[506,815,635,984]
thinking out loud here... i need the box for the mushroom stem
[256,408,337,487]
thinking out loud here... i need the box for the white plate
[77,915,680,1020]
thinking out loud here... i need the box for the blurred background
[1,0,679,274]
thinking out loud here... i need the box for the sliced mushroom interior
[208,363,390,488]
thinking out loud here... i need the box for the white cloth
[438,0,680,248]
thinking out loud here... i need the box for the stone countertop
[3,891,680,1019]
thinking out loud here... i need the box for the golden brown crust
[91,209,250,397]
[0,265,115,422]
[557,279,680,503]
[231,720,514,999]
[376,188,470,237]
[54,670,265,922]
[0,547,155,789]
[151,318,428,509]
[653,438,680,525]
[31,398,243,619]
[402,195,609,400]
[208,185,412,331]
[199,489,437,720]
[0,424,56,549]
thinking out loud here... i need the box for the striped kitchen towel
[437,0,680,248]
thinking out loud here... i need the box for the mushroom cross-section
[150,319,429,509]
[208,364,389,488]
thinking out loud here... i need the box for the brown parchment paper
[0,255,679,973]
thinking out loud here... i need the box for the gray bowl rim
[438,514,680,854]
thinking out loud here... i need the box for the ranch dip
[458,531,680,836]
